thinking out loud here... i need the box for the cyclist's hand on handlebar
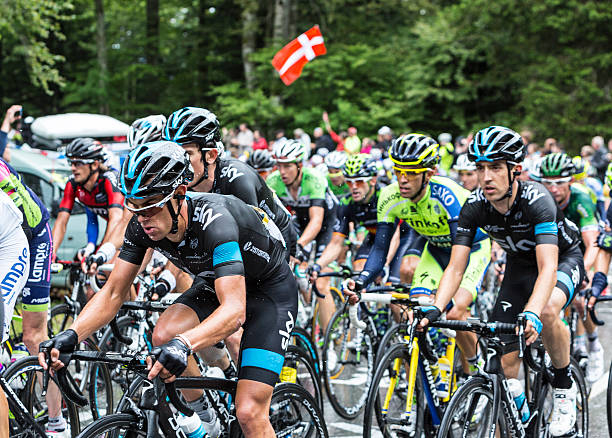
[417,305,442,332]
[518,311,541,345]
[147,338,191,382]
[307,263,321,282]
[343,279,363,304]
[38,329,78,372]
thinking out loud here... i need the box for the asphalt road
[323,306,612,438]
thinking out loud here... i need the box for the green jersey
[266,167,337,231]
[561,184,598,233]
[377,176,486,250]
[326,174,350,197]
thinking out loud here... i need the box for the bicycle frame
[1,373,51,437]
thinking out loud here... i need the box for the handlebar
[585,290,612,326]
[88,263,114,293]
[310,266,357,299]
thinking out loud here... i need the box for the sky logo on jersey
[521,184,545,205]
[1,248,28,301]
[193,204,222,230]
[279,311,295,350]
[495,236,536,252]
[220,164,244,183]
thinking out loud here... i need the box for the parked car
[10,148,106,288]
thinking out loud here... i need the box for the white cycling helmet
[273,139,307,163]
[324,151,348,170]
[128,115,167,150]
[453,154,477,171]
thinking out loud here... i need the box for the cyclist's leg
[235,262,298,437]
[152,277,224,401]
[448,239,492,362]
[313,227,335,335]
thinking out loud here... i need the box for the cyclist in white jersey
[0,190,30,438]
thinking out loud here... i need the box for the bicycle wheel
[75,412,145,438]
[47,303,75,338]
[290,326,321,376]
[281,345,324,413]
[311,286,345,344]
[321,306,375,419]
[363,343,424,438]
[374,322,407,365]
[536,357,588,437]
[3,356,81,437]
[437,375,497,437]
[269,383,328,438]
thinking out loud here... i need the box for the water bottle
[177,412,209,438]
[507,378,530,424]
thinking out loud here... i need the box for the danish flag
[272,25,327,86]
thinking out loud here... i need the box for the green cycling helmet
[540,153,575,178]
[343,153,377,178]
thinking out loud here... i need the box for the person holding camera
[0,105,23,161]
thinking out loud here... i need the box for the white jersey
[0,190,29,342]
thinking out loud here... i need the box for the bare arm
[101,207,127,247]
[297,205,324,247]
[181,275,246,351]
[71,258,140,341]
[315,233,346,269]
[581,229,598,272]
[385,225,401,266]
[51,211,71,258]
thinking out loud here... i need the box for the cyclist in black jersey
[418,126,584,437]
[164,107,295,259]
[40,141,297,438]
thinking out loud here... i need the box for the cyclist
[267,139,339,334]
[40,141,297,438]
[0,190,29,438]
[346,133,491,373]
[572,155,606,220]
[247,149,276,180]
[164,107,294,260]
[324,150,350,197]
[418,126,584,437]
[453,153,479,191]
[128,114,166,149]
[52,138,128,272]
[539,152,604,383]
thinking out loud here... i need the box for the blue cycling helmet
[468,126,525,164]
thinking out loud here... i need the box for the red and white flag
[272,25,326,86]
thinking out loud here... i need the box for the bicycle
[40,348,328,438]
[359,292,458,437]
[1,355,81,437]
[435,314,589,438]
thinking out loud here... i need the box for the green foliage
[1,0,611,150]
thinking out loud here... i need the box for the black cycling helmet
[468,126,525,164]
[65,138,105,162]
[247,149,276,171]
[388,134,440,168]
[121,141,193,200]
[164,107,222,150]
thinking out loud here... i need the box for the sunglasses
[345,177,371,185]
[393,166,430,177]
[70,159,94,167]
[328,171,343,178]
[541,177,572,186]
[125,192,174,217]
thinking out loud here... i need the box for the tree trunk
[95,0,109,114]
[273,0,291,41]
[240,0,258,90]
[146,0,160,105]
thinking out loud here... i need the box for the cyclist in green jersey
[540,152,604,383]
[346,134,491,371]
[267,139,339,334]
[324,151,350,197]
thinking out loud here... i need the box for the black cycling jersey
[119,192,287,282]
[334,184,381,237]
[455,181,581,262]
[211,158,290,232]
